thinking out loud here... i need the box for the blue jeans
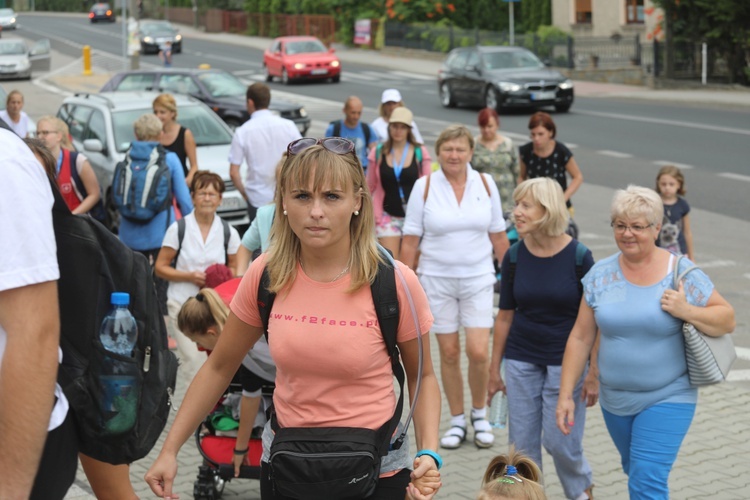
[602,403,696,500]
[505,359,593,499]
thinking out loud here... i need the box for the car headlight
[17,60,30,70]
[299,107,307,118]
[10,17,15,23]
[293,63,305,70]
[331,60,340,68]
[496,81,522,92]
[143,36,153,43]
[175,34,182,41]
[559,79,573,90]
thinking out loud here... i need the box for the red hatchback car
[263,36,341,84]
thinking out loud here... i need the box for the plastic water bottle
[99,292,139,435]
[490,360,508,429]
[489,391,508,429]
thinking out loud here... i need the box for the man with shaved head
[325,96,377,173]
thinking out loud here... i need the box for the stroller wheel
[194,465,225,499]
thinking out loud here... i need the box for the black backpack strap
[362,122,371,146]
[67,151,87,200]
[507,240,522,291]
[172,218,186,267]
[331,120,341,138]
[574,241,588,296]
[370,248,405,455]
[257,266,276,341]
[221,218,230,265]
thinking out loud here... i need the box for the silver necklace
[300,259,349,283]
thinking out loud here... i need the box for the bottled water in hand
[489,391,508,429]
[99,292,139,435]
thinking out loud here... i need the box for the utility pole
[503,0,520,46]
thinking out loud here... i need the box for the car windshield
[198,72,246,98]
[0,42,25,55]
[0,9,14,16]
[112,105,232,152]
[482,50,544,71]
[285,40,326,55]
[143,22,174,33]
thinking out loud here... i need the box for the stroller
[193,377,274,500]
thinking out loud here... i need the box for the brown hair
[24,137,57,181]
[527,111,556,138]
[435,124,475,155]
[190,170,225,195]
[246,82,271,109]
[478,107,500,128]
[656,165,686,196]
[477,446,546,500]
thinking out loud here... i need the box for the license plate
[531,91,556,101]
[220,196,245,211]
[156,38,167,43]
[0,66,14,73]
[310,69,328,75]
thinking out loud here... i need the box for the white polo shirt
[228,109,301,208]
[162,213,241,305]
[0,128,68,430]
[403,164,506,278]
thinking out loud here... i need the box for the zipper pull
[167,387,178,411]
[143,346,151,372]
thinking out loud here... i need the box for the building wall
[552,0,664,40]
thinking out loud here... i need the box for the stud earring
[353,210,359,216]
[283,210,288,216]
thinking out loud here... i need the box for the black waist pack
[269,422,384,499]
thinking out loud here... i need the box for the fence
[221,12,336,45]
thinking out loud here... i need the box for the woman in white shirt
[401,125,510,451]
[0,90,31,137]
[155,171,241,380]
[370,88,424,144]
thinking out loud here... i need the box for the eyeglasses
[36,130,59,137]
[611,222,654,234]
[287,137,355,157]
[194,191,219,199]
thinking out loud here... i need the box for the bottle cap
[111,292,130,306]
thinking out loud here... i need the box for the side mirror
[465,64,480,74]
[83,138,104,153]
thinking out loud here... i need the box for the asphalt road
[17,13,750,222]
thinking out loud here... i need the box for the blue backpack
[112,145,171,221]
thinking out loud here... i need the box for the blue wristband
[415,449,443,470]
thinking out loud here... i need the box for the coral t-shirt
[231,254,433,430]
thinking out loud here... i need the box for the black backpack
[330,119,372,147]
[52,183,178,465]
[257,251,407,499]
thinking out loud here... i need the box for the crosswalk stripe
[719,172,750,183]
[389,70,435,81]
[598,150,633,159]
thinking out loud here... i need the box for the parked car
[263,36,341,84]
[0,38,50,80]
[88,2,115,23]
[56,92,248,231]
[100,68,310,134]
[138,20,182,54]
[437,46,574,112]
[0,8,17,30]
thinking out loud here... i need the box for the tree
[652,0,750,84]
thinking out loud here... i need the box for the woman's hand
[661,281,690,320]
[486,368,506,406]
[232,451,245,478]
[407,456,441,499]
[581,369,599,408]
[556,395,576,436]
[144,452,180,499]
[189,271,206,287]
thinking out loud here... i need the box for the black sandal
[440,424,467,449]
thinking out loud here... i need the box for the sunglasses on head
[287,137,356,157]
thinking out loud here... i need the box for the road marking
[598,150,633,159]
[389,70,436,81]
[736,347,750,360]
[566,143,579,149]
[233,69,257,76]
[719,172,750,183]
[744,273,750,280]
[654,160,694,169]
[696,260,736,268]
[576,109,750,137]
[727,370,750,382]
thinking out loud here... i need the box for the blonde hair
[133,113,164,141]
[153,93,177,118]
[512,178,570,237]
[611,185,663,227]
[266,145,381,294]
[177,288,229,335]
[435,124,475,155]
[378,100,403,119]
[37,115,74,150]
[6,89,23,107]
[656,165,686,196]
[477,446,546,500]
